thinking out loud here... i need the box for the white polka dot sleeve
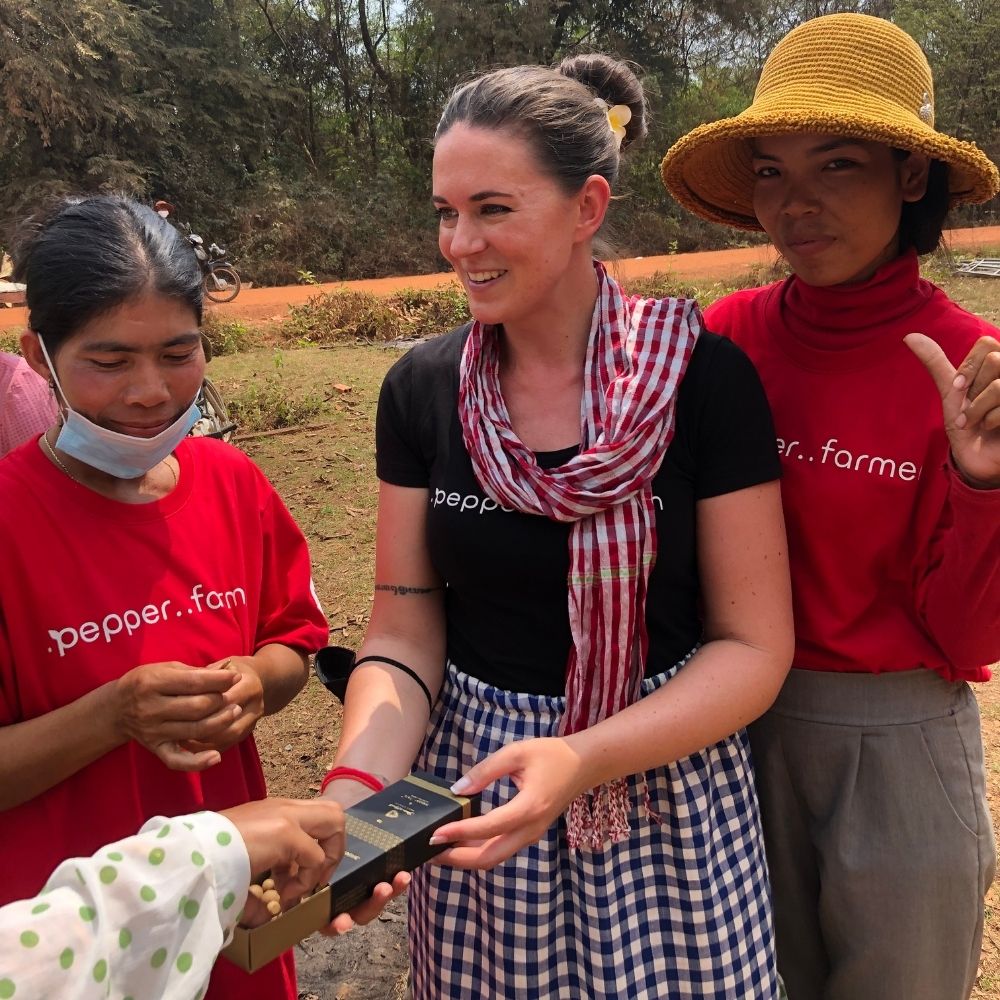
[0,811,250,1000]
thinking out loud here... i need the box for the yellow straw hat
[660,13,999,230]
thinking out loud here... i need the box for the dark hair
[435,54,647,193]
[895,153,951,255]
[12,195,203,351]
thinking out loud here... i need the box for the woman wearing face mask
[0,196,328,1000]
[661,14,1000,999]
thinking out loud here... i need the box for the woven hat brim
[661,108,1000,231]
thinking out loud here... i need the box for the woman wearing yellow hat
[662,13,1000,1000]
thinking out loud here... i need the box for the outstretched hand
[321,871,413,935]
[313,736,585,932]
[221,798,346,927]
[905,333,1000,489]
[427,736,588,870]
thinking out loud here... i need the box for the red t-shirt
[704,251,1000,681]
[0,436,328,998]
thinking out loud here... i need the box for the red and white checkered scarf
[458,262,700,848]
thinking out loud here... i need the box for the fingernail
[955,413,967,428]
[954,374,967,389]
[428,834,446,846]
[450,777,472,794]
[232,704,243,717]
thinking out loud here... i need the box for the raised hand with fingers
[905,333,1000,489]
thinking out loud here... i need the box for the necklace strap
[41,432,80,484]
[163,457,179,490]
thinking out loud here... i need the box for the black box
[222,771,479,972]
[328,770,478,912]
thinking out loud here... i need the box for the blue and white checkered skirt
[409,660,778,999]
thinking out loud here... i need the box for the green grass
[209,342,397,651]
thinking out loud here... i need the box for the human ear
[899,151,931,203]
[19,329,52,382]
[574,175,612,243]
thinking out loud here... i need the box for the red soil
[2,226,997,333]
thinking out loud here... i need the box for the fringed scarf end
[566,778,630,850]
[566,776,663,850]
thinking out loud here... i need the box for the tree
[0,0,168,225]
[1,0,994,276]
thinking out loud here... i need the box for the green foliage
[284,285,470,343]
[0,0,168,223]
[285,292,406,344]
[390,285,471,333]
[223,172,442,286]
[226,373,326,432]
[201,315,253,356]
[893,0,1000,227]
[0,0,996,278]
[0,0,290,243]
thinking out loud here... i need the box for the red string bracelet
[320,766,386,795]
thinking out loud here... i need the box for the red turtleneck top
[704,250,1000,682]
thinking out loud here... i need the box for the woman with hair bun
[320,55,793,997]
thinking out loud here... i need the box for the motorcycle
[186,233,242,303]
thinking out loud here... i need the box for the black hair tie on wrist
[354,655,435,712]
[314,646,435,713]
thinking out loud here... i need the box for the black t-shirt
[376,325,780,696]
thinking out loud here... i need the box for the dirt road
[2,226,997,333]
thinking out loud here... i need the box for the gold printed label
[404,774,475,819]
[345,815,404,851]
[405,774,455,798]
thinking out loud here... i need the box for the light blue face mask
[38,335,200,480]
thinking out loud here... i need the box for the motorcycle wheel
[204,265,242,303]
[188,377,237,442]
